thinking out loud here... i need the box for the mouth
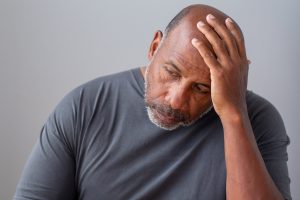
[153,108,179,125]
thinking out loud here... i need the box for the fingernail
[191,38,199,45]
[207,14,215,20]
[226,18,233,23]
[197,21,205,29]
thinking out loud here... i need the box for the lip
[153,108,178,124]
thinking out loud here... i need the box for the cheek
[146,68,170,100]
[146,82,168,101]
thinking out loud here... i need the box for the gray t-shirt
[14,68,291,200]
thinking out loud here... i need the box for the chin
[146,106,181,131]
[146,105,213,131]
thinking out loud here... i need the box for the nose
[165,85,189,110]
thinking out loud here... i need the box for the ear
[148,30,163,61]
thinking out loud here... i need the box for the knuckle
[228,35,236,45]
[205,28,215,35]
[227,64,236,73]
[204,51,213,58]
[216,39,225,47]
[214,69,224,78]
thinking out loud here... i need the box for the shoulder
[55,67,139,112]
[44,68,139,147]
[59,68,138,106]
[75,68,135,96]
[246,90,283,123]
[246,90,289,144]
[246,90,277,111]
[48,68,137,122]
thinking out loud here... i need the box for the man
[14,4,291,200]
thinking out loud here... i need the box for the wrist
[219,105,248,121]
[219,106,251,131]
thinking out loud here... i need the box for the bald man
[14,4,291,200]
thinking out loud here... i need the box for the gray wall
[1,0,299,199]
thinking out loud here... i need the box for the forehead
[161,21,211,77]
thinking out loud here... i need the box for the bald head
[157,4,244,67]
[165,4,235,38]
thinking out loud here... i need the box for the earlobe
[148,30,163,60]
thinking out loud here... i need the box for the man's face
[145,25,213,130]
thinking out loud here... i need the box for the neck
[140,66,146,80]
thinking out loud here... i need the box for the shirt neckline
[131,67,145,95]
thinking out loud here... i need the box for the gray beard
[144,67,213,131]
[145,104,213,131]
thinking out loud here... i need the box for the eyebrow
[166,61,211,89]
[167,61,182,73]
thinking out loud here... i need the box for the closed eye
[192,84,210,94]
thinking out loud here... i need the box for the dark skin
[141,5,284,200]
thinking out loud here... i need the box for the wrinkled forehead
[162,22,209,73]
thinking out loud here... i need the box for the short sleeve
[13,88,82,200]
[247,92,292,200]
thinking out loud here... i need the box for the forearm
[191,13,286,199]
[221,111,283,200]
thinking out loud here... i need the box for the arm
[14,89,79,200]
[221,110,284,199]
[191,14,288,199]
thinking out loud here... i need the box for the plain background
[0,0,299,199]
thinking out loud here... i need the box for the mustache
[146,102,190,122]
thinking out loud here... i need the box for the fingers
[224,18,247,58]
[191,38,219,71]
[205,14,240,61]
[195,14,247,63]
[196,19,229,63]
